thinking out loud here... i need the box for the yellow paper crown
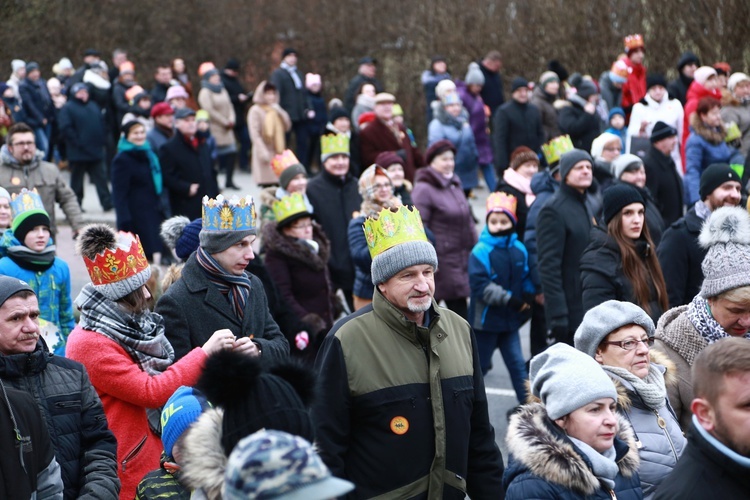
[624,34,644,51]
[272,193,310,224]
[542,135,574,165]
[363,206,428,259]
[271,149,301,178]
[321,134,350,158]
[486,192,518,221]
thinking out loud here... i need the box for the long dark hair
[607,209,669,315]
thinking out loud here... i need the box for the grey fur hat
[530,343,618,420]
[699,206,750,297]
[574,300,655,358]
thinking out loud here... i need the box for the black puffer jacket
[558,96,601,153]
[0,340,119,499]
[580,226,665,323]
[656,206,706,308]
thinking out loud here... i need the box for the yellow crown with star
[272,193,309,225]
[271,149,301,177]
[363,206,428,259]
[542,135,574,165]
[321,134,350,158]
[624,34,644,51]
[202,194,257,232]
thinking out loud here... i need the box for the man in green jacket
[313,206,504,499]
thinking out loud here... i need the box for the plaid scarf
[195,247,251,320]
[688,294,750,345]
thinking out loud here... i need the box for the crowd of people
[0,33,749,499]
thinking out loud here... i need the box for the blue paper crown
[202,194,257,232]
[10,188,46,219]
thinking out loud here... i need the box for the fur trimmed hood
[690,112,726,144]
[505,402,640,497]
[181,408,226,500]
[261,220,330,271]
[258,186,279,209]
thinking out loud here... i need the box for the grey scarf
[281,61,302,89]
[604,364,667,410]
[569,436,619,490]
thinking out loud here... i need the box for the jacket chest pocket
[353,389,429,442]
[49,396,82,415]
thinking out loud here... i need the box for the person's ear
[554,415,568,432]
[691,398,716,432]
[594,348,605,364]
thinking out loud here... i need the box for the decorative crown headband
[272,193,309,224]
[10,188,45,219]
[83,232,150,286]
[202,194,257,232]
[486,192,518,221]
[624,34,644,51]
[542,135,574,165]
[363,206,428,259]
[271,149,302,178]
[321,134,350,157]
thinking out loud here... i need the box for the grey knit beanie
[530,343,618,420]
[465,62,485,86]
[612,153,643,180]
[574,300,655,358]
[279,164,306,190]
[559,149,593,181]
[200,229,255,255]
[699,206,750,297]
[371,240,438,285]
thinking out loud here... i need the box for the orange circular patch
[390,416,409,435]
[11,177,21,186]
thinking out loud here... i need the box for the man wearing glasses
[0,122,83,237]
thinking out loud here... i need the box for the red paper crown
[486,192,518,222]
[271,150,301,178]
[83,232,150,286]
[624,34,644,51]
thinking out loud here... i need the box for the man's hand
[189,183,200,196]
[233,336,261,357]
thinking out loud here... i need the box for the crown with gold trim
[486,192,518,223]
[271,149,302,178]
[272,193,310,225]
[10,188,45,219]
[624,34,644,52]
[363,206,428,259]
[321,134,350,161]
[542,135,574,166]
[202,194,257,232]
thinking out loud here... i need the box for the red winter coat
[66,327,207,500]
[681,81,723,169]
[621,58,647,119]
[360,118,424,182]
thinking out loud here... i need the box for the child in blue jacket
[468,192,534,402]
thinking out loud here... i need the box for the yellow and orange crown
[486,192,518,222]
[542,135,574,165]
[271,150,302,177]
[83,232,150,287]
[624,34,644,52]
[363,206,428,259]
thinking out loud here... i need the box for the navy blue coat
[111,148,164,258]
[19,78,54,128]
[57,97,105,162]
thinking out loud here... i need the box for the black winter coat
[18,78,54,128]
[667,75,691,106]
[306,169,362,292]
[479,62,505,115]
[150,82,170,104]
[580,226,665,323]
[57,97,105,162]
[0,340,119,499]
[270,67,306,122]
[160,133,219,220]
[558,97,601,153]
[111,148,164,258]
[643,146,684,227]
[492,100,544,173]
[654,421,750,499]
[112,81,133,127]
[343,74,384,113]
[537,184,593,335]
[221,72,249,127]
[657,206,706,308]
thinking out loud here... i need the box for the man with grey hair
[313,206,504,499]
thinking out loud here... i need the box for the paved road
[55,167,523,462]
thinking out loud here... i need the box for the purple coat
[412,166,477,301]
[457,81,493,165]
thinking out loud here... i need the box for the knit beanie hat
[0,275,33,309]
[699,163,741,200]
[224,430,354,500]
[728,72,750,94]
[574,300,655,358]
[199,195,257,255]
[435,79,457,100]
[160,216,202,261]
[10,188,51,245]
[425,139,456,165]
[529,343,618,420]
[646,73,668,90]
[698,206,750,298]
[465,62,485,86]
[161,386,211,459]
[603,183,644,224]
[677,52,700,71]
[650,121,677,143]
[277,163,305,190]
[548,60,569,82]
[590,133,622,159]
[371,239,438,285]
[608,107,625,120]
[539,71,560,89]
[166,85,189,101]
[612,153,644,180]
[558,149,592,181]
[0,187,9,202]
[576,79,598,100]
[511,77,529,93]
[509,146,539,171]
[329,106,349,123]
[197,350,316,455]
[25,62,40,74]
[375,151,405,169]
[11,59,25,73]
[694,66,718,87]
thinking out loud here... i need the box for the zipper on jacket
[608,488,617,499]
[122,435,148,472]
[54,401,80,409]
[655,408,678,459]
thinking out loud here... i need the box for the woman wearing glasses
[575,300,685,499]
[653,206,750,429]
[580,183,668,323]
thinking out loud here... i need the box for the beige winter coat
[247,81,291,185]
[197,86,236,147]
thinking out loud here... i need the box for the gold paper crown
[321,134,350,157]
[486,192,518,221]
[271,149,302,178]
[83,232,150,287]
[542,135,574,165]
[725,121,742,143]
[363,206,428,259]
[624,34,644,51]
[202,194,257,232]
[272,193,310,224]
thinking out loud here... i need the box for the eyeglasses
[602,337,655,350]
[373,183,392,191]
[603,146,622,152]
[11,141,35,148]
